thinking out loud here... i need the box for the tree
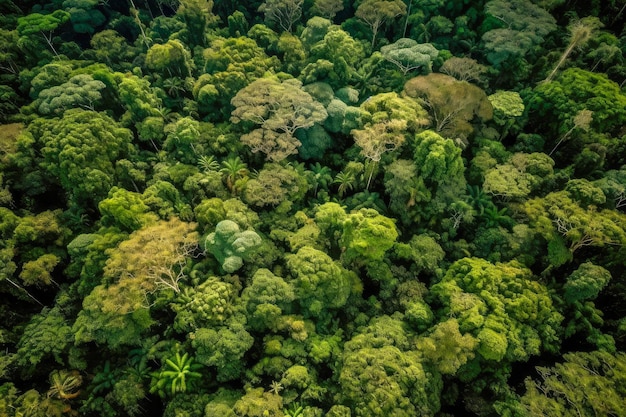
[243,163,309,207]
[192,322,254,382]
[116,72,163,124]
[258,0,304,33]
[487,90,525,139]
[384,159,430,225]
[563,262,611,304]
[519,351,626,417]
[303,27,366,88]
[404,74,492,140]
[103,217,199,296]
[523,190,626,257]
[230,77,327,161]
[150,352,204,398]
[62,0,106,34]
[32,110,133,206]
[429,257,563,371]
[285,246,353,317]
[360,91,429,132]
[481,0,556,68]
[204,220,262,273]
[411,130,467,223]
[36,74,106,115]
[88,29,134,69]
[531,68,626,137]
[15,307,72,377]
[355,0,407,49]
[72,284,155,349]
[339,315,442,416]
[543,17,602,83]
[548,109,593,156]
[440,57,488,83]
[195,36,280,119]
[341,208,398,264]
[241,268,296,331]
[416,318,478,375]
[171,276,238,332]
[175,0,219,47]
[352,119,407,189]
[311,0,344,21]
[145,39,194,77]
[17,11,70,58]
[482,152,554,200]
[220,156,248,195]
[380,38,438,75]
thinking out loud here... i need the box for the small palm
[198,154,220,172]
[150,352,204,397]
[220,156,248,194]
[310,162,333,195]
[334,170,356,197]
[47,369,82,400]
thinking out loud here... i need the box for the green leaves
[430,257,563,364]
[205,220,261,273]
[563,262,611,304]
[150,352,204,397]
[286,246,352,315]
[519,351,626,416]
[380,38,438,75]
[355,0,407,48]
[231,77,327,162]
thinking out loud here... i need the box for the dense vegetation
[1,0,626,416]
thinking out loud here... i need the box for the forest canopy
[1,0,626,416]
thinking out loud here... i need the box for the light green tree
[231,77,327,162]
[380,38,438,75]
[204,220,262,273]
[259,0,304,33]
[519,351,626,416]
[17,11,70,58]
[355,0,407,49]
[37,74,106,115]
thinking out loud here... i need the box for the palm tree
[334,170,356,198]
[309,162,333,196]
[543,17,600,83]
[150,352,203,398]
[162,77,188,98]
[220,156,248,194]
[47,369,82,400]
[197,155,220,173]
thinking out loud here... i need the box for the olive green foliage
[481,0,556,67]
[380,38,438,75]
[341,208,398,264]
[231,77,327,161]
[192,322,254,381]
[340,315,442,416]
[355,0,407,48]
[28,109,133,205]
[3,1,626,416]
[37,74,106,115]
[241,268,296,331]
[519,351,626,416]
[286,246,353,316]
[531,68,626,136]
[16,307,72,376]
[430,258,563,364]
[172,276,237,332]
[404,74,492,139]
